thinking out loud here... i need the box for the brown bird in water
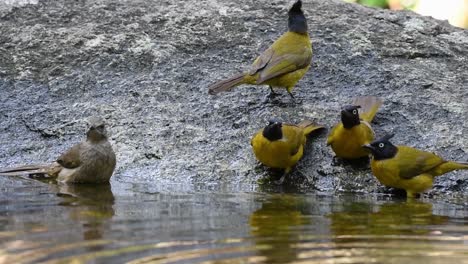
[0,117,116,183]
[208,0,312,101]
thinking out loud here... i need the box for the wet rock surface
[0,0,466,196]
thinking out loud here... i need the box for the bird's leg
[263,86,279,104]
[406,191,419,200]
[287,89,301,104]
[274,173,287,185]
[274,168,290,185]
[269,86,278,97]
[331,156,342,166]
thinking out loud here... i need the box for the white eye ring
[352,109,357,115]
[379,143,385,148]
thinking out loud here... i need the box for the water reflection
[53,183,115,244]
[0,181,115,263]
[318,199,465,264]
[328,200,449,237]
[249,195,309,263]
[0,179,467,264]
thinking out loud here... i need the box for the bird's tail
[0,163,60,178]
[297,120,325,136]
[352,96,383,123]
[208,73,246,95]
[433,161,468,176]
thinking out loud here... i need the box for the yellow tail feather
[432,161,468,176]
[297,120,325,136]
[352,96,383,123]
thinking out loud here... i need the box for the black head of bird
[87,117,108,142]
[362,134,398,160]
[288,0,307,34]
[263,120,283,141]
[341,105,361,129]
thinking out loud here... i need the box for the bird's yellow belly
[330,127,371,159]
[371,160,434,195]
[264,66,310,91]
[252,138,302,170]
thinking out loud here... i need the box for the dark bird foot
[262,92,280,104]
[287,90,302,104]
[291,97,302,105]
[331,156,342,166]
[332,156,369,169]
[262,86,281,104]
[274,174,287,185]
[269,86,279,96]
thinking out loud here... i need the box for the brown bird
[0,117,116,183]
[208,0,312,101]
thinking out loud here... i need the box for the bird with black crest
[363,134,468,198]
[327,96,383,160]
[208,0,312,103]
[251,119,324,184]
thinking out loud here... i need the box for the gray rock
[0,0,466,196]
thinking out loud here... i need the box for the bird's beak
[362,144,374,151]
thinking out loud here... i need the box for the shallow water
[0,176,467,264]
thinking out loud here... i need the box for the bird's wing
[248,47,275,75]
[282,125,304,156]
[57,143,82,169]
[256,50,312,84]
[326,124,340,145]
[397,146,446,179]
[248,43,311,84]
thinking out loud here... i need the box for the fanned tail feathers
[352,96,383,123]
[297,120,325,136]
[208,73,246,95]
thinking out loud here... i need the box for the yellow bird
[251,119,324,184]
[363,134,468,198]
[327,96,383,159]
[208,0,312,101]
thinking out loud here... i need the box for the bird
[363,134,468,198]
[251,119,324,184]
[0,117,116,184]
[208,0,312,101]
[327,96,383,160]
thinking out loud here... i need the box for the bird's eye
[352,109,357,115]
[379,143,384,148]
[97,125,104,129]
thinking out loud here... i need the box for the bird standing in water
[363,134,468,198]
[208,0,312,102]
[251,120,324,184]
[327,96,383,160]
[0,117,116,184]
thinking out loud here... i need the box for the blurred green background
[345,0,468,28]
